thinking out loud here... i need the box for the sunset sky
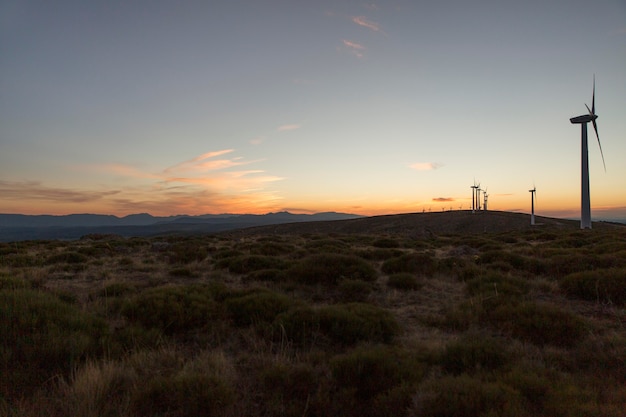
[2,0,625,219]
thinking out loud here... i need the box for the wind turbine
[529,185,536,226]
[483,187,489,211]
[470,181,478,213]
[476,185,482,211]
[570,75,606,229]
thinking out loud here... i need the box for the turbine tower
[569,76,606,229]
[529,186,536,226]
[483,187,489,211]
[476,186,482,211]
[470,181,478,213]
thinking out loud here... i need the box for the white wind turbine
[569,75,606,229]
[529,185,536,226]
[483,187,489,211]
[470,181,479,213]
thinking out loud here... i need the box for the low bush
[329,346,425,416]
[46,251,89,264]
[338,279,373,301]
[225,290,300,326]
[215,254,287,274]
[485,301,586,348]
[465,270,529,300]
[275,303,399,347]
[122,285,221,334]
[0,289,108,398]
[242,268,285,283]
[288,254,377,285]
[372,237,401,248]
[387,273,422,291]
[440,332,509,375]
[413,374,526,417]
[560,268,626,306]
[381,252,437,276]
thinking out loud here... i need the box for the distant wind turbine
[529,185,536,226]
[483,187,489,211]
[476,185,482,211]
[570,75,606,229]
[470,181,478,213]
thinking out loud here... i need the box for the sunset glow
[1,1,625,220]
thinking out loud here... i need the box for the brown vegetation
[1,211,625,416]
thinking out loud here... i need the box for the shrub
[560,268,626,306]
[0,289,108,398]
[215,254,287,274]
[242,268,286,283]
[225,290,299,326]
[485,301,586,348]
[275,303,399,347]
[465,270,529,300]
[413,374,525,417]
[288,254,377,285]
[165,241,210,264]
[255,362,319,417]
[338,279,373,301]
[381,252,437,276]
[387,273,422,291]
[122,285,221,334]
[46,251,89,264]
[372,237,401,248]
[440,333,509,375]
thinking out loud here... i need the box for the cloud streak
[341,39,366,58]
[409,162,443,171]
[277,124,301,132]
[351,16,385,34]
[1,150,285,216]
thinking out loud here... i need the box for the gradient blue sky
[2,0,625,219]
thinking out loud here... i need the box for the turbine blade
[592,74,595,114]
[592,119,606,171]
[585,103,593,115]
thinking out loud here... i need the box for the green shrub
[356,247,404,261]
[168,267,199,277]
[288,254,377,285]
[216,254,287,274]
[465,270,529,299]
[381,252,437,276]
[276,303,399,347]
[331,346,423,400]
[0,275,31,290]
[46,251,89,264]
[485,302,586,348]
[372,237,401,248]
[338,279,373,301]
[304,238,349,253]
[0,253,41,267]
[256,362,319,417]
[122,285,221,334]
[319,303,399,345]
[165,241,210,264]
[131,373,234,416]
[387,273,422,291]
[560,268,626,306]
[0,289,108,398]
[242,268,286,283]
[440,333,509,375]
[97,282,136,298]
[225,290,299,326]
[413,374,525,417]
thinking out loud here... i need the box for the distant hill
[0,211,361,242]
[226,210,625,238]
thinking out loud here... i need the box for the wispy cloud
[351,16,385,34]
[277,124,301,132]
[0,180,120,203]
[409,162,443,171]
[432,197,454,202]
[341,39,366,58]
[2,150,285,216]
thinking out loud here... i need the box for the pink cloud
[277,124,301,132]
[409,162,443,171]
[351,16,385,34]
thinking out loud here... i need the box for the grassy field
[1,216,626,416]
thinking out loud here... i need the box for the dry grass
[2,223,626,416]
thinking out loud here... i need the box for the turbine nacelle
[569,113,597,124]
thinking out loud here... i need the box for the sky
[1,0,626,220]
